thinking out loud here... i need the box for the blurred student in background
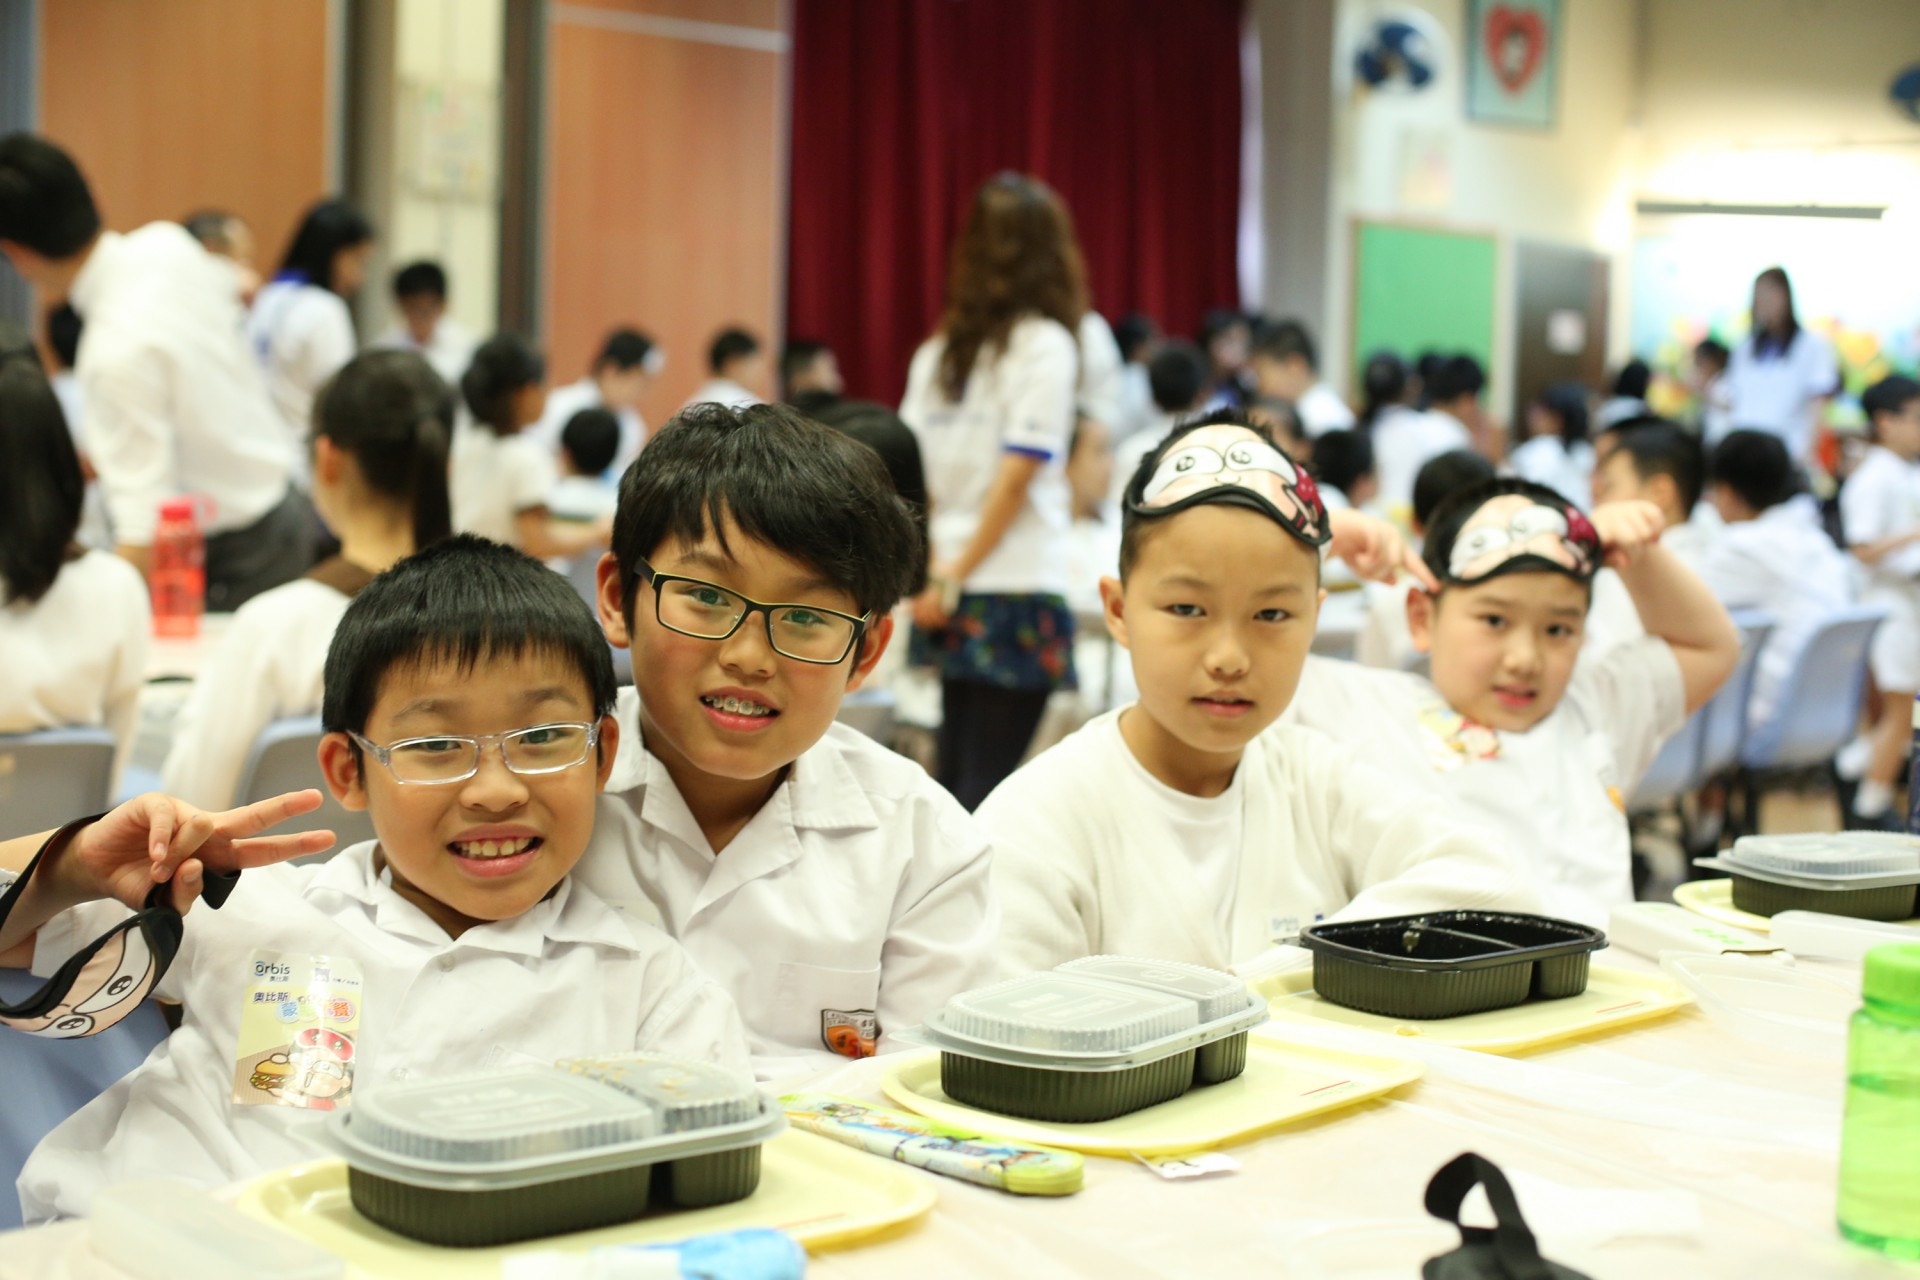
[373,259,477,387]
[683,327,764,411]
[532,326,659,476]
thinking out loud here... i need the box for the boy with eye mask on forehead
[978,411,1538,977]
[1287,478,1739,927]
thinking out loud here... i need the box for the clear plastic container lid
[935,973,1198,1052]
[1728,833,1920,880]
[1055,955,1251,1022]
[348,1068,660,1166]
[557,1054,759,1132]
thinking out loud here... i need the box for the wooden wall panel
[39,0,332,274]
[545,2,785,424]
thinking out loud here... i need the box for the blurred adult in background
[1721,266,1838,459]
[248,199,374,479]
[900,172,1085,809]
[0,133,302,606]
[531,326,659,475]
[373,259,477,387]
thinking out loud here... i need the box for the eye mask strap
[0,815,239,1037]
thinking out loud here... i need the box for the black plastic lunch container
[1300,911,1607,1020]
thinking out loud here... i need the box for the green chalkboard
[1351,221,1498,385]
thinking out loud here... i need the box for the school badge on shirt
[821,1008,879,1059]
[231,951,363,1110]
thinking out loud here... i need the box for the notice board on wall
[1350,220,1499,384]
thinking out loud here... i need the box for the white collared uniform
[1722,330,1838,456]
[0,551,149,756]
[1076,312,1125,429]
[1699,495,1853,733]
[527,376,648,476]
[680,378,761,412]
[1296,382,1356,438]
[247,280,357,480]
[900,315,1078,595]
[1508,437,1595,509]
[978,711,1536,976]
[18,840,748,1222]
[450,426,559,547]
[575,690,999,1081]
[370,316,479,388]
[70,225,294,543]
[159,578,349,809]
[1841,444,1920,689]
[1285,642,1686,929]
[1370,406,1471,523]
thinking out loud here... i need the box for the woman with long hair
[900,173,1087,809]
[247,199,376,471]
[1720,266,1838,460]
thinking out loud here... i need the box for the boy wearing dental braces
[3,537,748,1221]
[580,403,997,1079]
[1287,477,1739,926]
[977,412,1538,977]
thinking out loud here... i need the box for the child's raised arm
[1593,499,1739,714]
[1326,508,1441,592]
[0,790,336,964]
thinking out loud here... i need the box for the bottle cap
[159,498,197,521]
[1863,943,1920,1010]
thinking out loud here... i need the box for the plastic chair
[0,726,117,841]
[0,970,168,1230]
[1698,611,1775,781]
[1735,604,1889,832]
[233,716,374,853]
[1627,709,1704,813]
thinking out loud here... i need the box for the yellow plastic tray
[1674,877,1920,934]
[230,1129,934,1278]
[878,1036,1422,1157]
[1254,963,1692,1054]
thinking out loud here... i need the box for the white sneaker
[1836,735,1874,782]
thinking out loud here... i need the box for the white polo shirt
[575,689,999,1081]
[900,316,1079,595]
[371,316,478,388]
[246,279,357,478]
[680,378,761,412]
[1370,406,1471,522]
[1297,382,1356,438]
[527,376,647,477]
[1076,312,1125,429]
[451,425,559,548]
[0,551,150,755]
[69,224,294,542]
[19,840,748,1222]
[1723,330,1838,456]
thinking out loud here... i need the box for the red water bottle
[149,497,205,638]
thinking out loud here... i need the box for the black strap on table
[1421,1151,1593,1280]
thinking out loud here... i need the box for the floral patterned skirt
[909,593,1078,693]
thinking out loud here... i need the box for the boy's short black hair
[1709,430,1799,513]
[611,402,918,622]
[561,407,621,478]
[393,260,448,302]
[1199,309,1247,349]
[708,327,760,374]
[44,303,81,371]
[0,333,84,604]
[1612,358,1652,401]
[781,338,830,389]
[1147,341,1206,414]
[1610,419,1706,513]
[1862,375,1920,434]
[1310,429,1373,495]
[1422,476,1589,594]
[1694,338,1729,371]
[0,133,101,259]
[1412,450,1496,532]
[461,333,545,434]
[1113,312,1157,363]
[1535,381,1591,445]
[595,327,654,372]
[1117,408,1319,582]
[1428,355,1486,404]
[181,209,242,256]
[321,535,617,744]
[1251,318,1318,371]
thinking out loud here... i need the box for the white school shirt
[528,376,647,476]
[1297,382,1356,438]
[1076,312,1126,429]
[19,840,749,1222]
[0,551,150,756]
[451,426,559,547]
[69,224,294,543]
[900,316,1079,595]
[1723,329,1838,456]
[370,316,478,388]
[1371,406,1471,522]
[1115,362,1156,442]
[977,710,1536,976]
[160,576,353,810]
[247,280,357,480]
[1508,437,1595,509]
[573,690,999,1081]
[1284,642,1685,929]
[49,373,113,549]
[681,378,761,412]
[1841,446,1920,584]
[1699,496,1853,732]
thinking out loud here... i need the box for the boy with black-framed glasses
[4,535,748,1221]
[583,402,998,1078]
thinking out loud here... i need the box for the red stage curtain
[787,0,1245,404]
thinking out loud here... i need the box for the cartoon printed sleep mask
[1126,423,1331,547]
[0,815,238,1039]
[1427,491,1600,586]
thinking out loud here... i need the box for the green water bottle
[1838,943,1920,1256]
